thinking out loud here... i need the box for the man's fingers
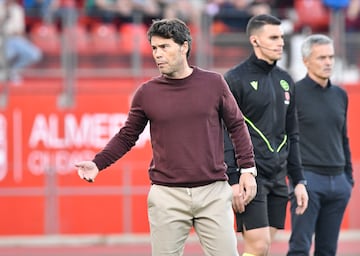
[297,200,302,207]
[295,195,308,215]
[75,162,85,168]
[232,196,245,213]
[83,177,94,183]
[296,205,306,215]
[243,187,257,205]
[77,169,84,179]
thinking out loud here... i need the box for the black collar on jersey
[249,52,277,73]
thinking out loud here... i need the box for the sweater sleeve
[224,126,240,185]
[343,97,354,186]
[286,82,306,186]
[220,76,255,182]
[92,86,149,170]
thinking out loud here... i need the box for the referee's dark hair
[246,14,282,37]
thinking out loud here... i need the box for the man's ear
[303,57,309,68]
[182,41,189,53]
[249,35,258,47]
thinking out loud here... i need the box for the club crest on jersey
[280,80,289,91]
[250,81,258,90]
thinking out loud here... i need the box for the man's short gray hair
[301,34,333,58]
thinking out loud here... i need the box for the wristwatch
[297,180,307,186]
[240,167,257,177]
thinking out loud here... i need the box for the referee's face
[251,24,284,65]
[304,43,334,81]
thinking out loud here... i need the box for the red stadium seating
[294,0,330,32]
[90,23,120,55]
[119,23,152,56]
[62,24,91,55]
[29,23,61,55]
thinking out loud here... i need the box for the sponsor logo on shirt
[250,81,258,90]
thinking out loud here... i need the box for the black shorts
[235,177,289,232]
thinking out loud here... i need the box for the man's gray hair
[301,34,333,58]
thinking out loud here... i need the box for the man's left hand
[294,183,308,215]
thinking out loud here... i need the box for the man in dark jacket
[224,14,308,256]
[287,34,354,256]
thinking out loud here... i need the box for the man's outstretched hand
[75,161,99,183]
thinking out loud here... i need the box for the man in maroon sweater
[76,18,257,255]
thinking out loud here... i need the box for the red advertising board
[0,78,359,235]
[0,78,153,235]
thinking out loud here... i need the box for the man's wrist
[240,167,257,177]
[297,179,307,186]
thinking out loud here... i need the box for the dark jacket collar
[249,53,277,73]
[304,74,332,89]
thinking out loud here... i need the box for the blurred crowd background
[0,0,359,86]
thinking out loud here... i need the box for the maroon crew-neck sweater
[93,67,255,187]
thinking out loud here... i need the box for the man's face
[251,24,284,64]
[304,43,334,81]
[150,36,188,78]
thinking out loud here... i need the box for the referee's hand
[231,173,257,213]
[239,173,257,205]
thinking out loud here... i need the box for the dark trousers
[287,170,352,256]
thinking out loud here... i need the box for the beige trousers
[147,181,239,256]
